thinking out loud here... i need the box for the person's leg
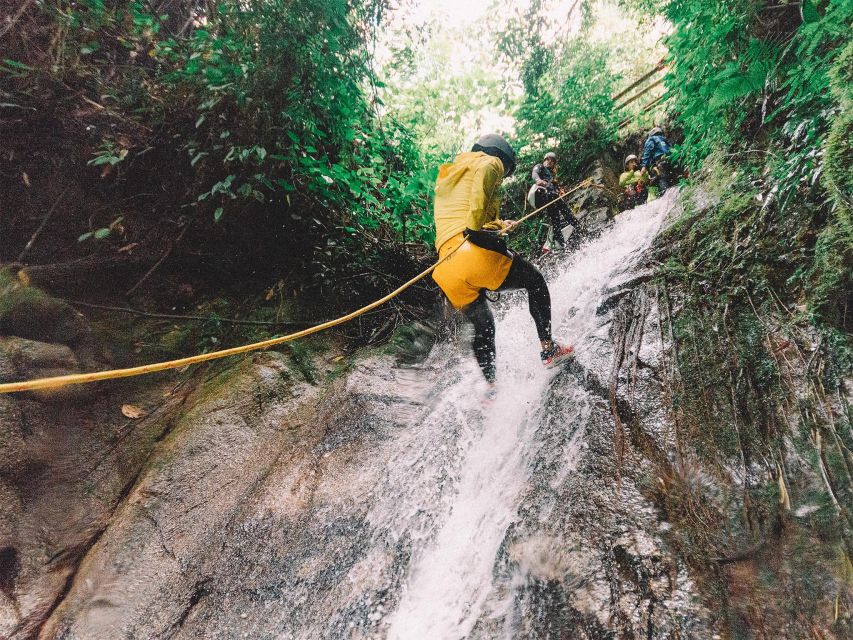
[499,257,552,344]
[555,199,578,228]
[534,189,563,247]
[657,160,671,193]
[462,295,497,383]
[545,191,577,249]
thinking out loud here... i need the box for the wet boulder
[0,337,92,403]
[0,270,97,365]
[0,270,100,402]
[578,206,611,233]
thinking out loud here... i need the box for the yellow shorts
[432,233,513,309]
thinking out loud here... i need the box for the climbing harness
[0,178,595,394]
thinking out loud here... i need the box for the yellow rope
[0,177,594,394]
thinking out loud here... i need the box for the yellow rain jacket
[432,151,513,309]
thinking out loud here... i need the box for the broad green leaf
[2,59,33,71]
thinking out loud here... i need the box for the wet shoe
[481,384,498,406]
[541,342,574,369]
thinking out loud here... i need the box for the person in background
[432,134,574,398]
[619,154,648,209]
[640,126,673,194]
[528,151,578,249]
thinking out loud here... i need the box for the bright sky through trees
[377,1,667,156]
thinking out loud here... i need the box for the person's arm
[468,158,504,230]
[641,139,653,169]
[619,171,631,187]
[531,164,548,186]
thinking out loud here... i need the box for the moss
[0,268,51,319]
[287,346,316,384]
[652,155,853,635]
[819,40,853,323]
[828,40,853,103]
[824,107,853,210]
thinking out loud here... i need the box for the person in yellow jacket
[432,133,574,393]
[619,154,649,209]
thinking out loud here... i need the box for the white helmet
[624,154,638,168]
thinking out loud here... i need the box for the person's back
[434,151,504,252]
[431,134,574,393]
[641,128,671,169]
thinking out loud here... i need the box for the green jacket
[619,169,647,188]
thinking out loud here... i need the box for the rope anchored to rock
[0,177,597,394]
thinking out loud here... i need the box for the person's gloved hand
[481,219,516,233]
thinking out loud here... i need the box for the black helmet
[472,133,516,177]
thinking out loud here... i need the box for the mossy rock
[0,397,27,477]
[828,40,853,103]
[824,106,853,216]
[824,40,853,218]
[0,269,94,354]
[0,336,94,403]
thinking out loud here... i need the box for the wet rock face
[569,159,620,226]
[34,353,318,640]
[2,190,714,638]
[0,372,189,640]
[463,276,709,638]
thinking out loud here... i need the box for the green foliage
[656,0,757,168]
[77,216,123,243]
[823,40,853,214]
[618,0,852,324]
[654,159,853,635]
[380,25,507,159]
[512,39,620,178]
[87,140,128,166]
[45,0,435,249]
[496,1,630,180]
[653,0,852,186]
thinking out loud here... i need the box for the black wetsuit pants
[651,159,672,194]
[534,188,578,247]
[461,256,552,383]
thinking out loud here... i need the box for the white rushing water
[379,191,677,639]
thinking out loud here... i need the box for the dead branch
[126,221,190,296]
[17,186,70,262]
[0,0,36,39]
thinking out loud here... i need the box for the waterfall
[379,191,676,638]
